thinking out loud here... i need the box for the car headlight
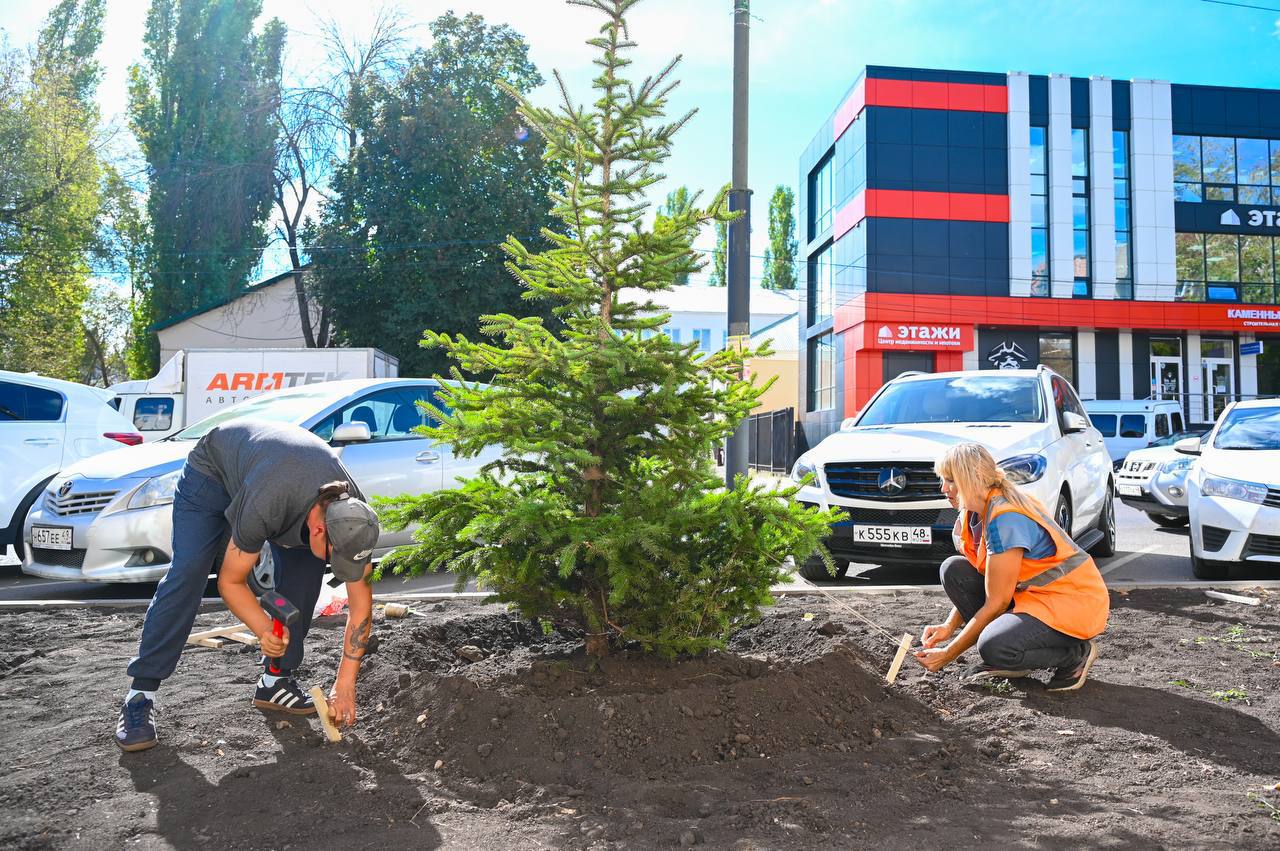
[1200,475,1268,504]
[791,456,818,484]
[999,454,1048,484]
[129,470,181,510]
[1161,458,1194,474]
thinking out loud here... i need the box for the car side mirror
[1062,411,1089,433]
[331,422,372,444]
[1174,436,1202,456]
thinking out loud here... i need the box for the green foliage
[655,186,694,285]
[1209,687,1248,704]
[308,12,559,378]
[129,0,285,370]
[378,0,837,658]
[708,204,728,288]
[762,184,797,290]
[0,4,107,379]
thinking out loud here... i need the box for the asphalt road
[1,501,1274,605]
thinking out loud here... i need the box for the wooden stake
[309,687,342,742]
[885,633,913,684]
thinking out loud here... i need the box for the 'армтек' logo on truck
[206,371,349,391]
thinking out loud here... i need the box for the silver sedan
[21,379,495,583]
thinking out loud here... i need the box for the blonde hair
[935,443,1044,520]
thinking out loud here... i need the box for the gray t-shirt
[186,421,364,553]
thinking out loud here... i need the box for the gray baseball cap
[325,494,380,582]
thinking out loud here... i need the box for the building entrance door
[1151,358,1182,400]
[1201,339,1235,423]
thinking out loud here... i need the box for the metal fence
[747,407,795,474]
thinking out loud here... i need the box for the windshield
[857,376,1045,426]
[170,390,341,441]
[1212,406,1280,450]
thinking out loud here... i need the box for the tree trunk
[585,633,609,658]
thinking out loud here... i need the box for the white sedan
[1181,399,1280,580]
[21,379,496,584]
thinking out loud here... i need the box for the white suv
[1182,399,1280,580]
[1,371,141,557]
[791,367,1115,580]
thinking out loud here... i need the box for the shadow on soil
[1116,592,1280,634]
[1028,680,1279,776]
[120,723,439,849]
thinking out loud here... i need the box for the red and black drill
[258,591,300,675]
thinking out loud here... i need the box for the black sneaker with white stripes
[252,677,317,716]
[115,693,158,752]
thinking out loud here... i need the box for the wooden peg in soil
[309,687,342,742]
[885,633,913,684]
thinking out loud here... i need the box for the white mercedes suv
[791,366,1116,580]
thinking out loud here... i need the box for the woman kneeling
[914,443,1108,691]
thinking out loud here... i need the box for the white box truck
[108,347,399,441]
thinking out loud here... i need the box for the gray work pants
[939,555,1088,672]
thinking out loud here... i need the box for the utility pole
[725,0,751,487]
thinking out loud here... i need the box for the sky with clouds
[4,0,1280,287]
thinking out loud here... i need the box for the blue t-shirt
[968,510,1056,560]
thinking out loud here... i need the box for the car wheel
[1089,486,1117,558]
[1054,490,1073,537]
[799,556,850,582]
[1190,550,1230,581]
[1150,514,1188,528]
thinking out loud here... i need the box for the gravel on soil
[0,588,1277,849]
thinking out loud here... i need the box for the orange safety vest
[959,491,1109,640]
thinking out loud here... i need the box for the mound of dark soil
[361,611,937,788]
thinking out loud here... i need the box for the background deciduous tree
[128,0,285,371]
[0,0,108,379]
[761,184,797,290]
[308,12,559,377]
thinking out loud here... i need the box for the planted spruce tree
[379,0,836,657]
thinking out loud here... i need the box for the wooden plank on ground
[187,625,251,644]
[1205,590,1260,606]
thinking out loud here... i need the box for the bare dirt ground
[1,587,1278,850]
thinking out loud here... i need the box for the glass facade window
[808,154,834,240]
[1071,128,1090,298]
[1175,232,1279,303]
[1113,130,1133,299]
[692,328,712,352]
[1039,333,1074,385]
[808,333,835,411]
[1174,134,1280,205]
[808,241,835,324]
[1030,126,1050,297]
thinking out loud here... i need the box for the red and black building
[798,66,1280,446]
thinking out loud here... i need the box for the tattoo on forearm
[343,615,371,662]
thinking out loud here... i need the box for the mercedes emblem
[878,467,907,495]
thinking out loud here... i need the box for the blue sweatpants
[127,466,327,690]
